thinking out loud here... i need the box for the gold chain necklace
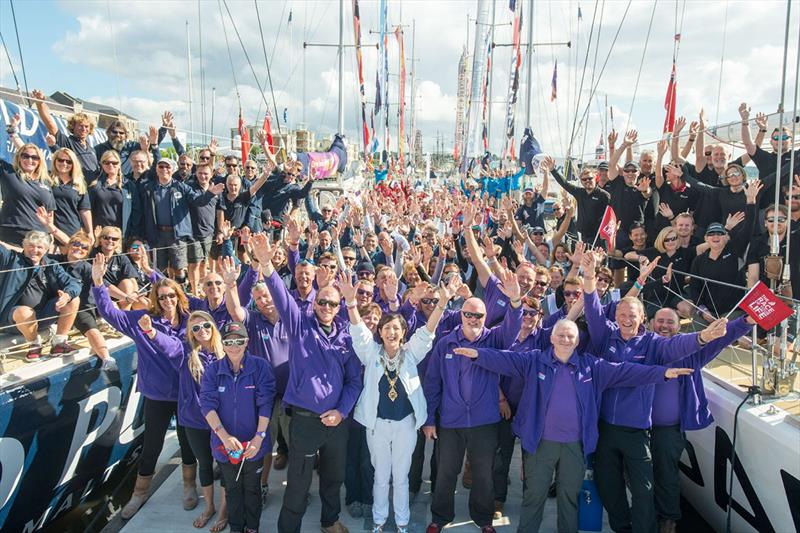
[381,356,401,402]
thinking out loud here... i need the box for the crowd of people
[0,95,798,533]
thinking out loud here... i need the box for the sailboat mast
[186,20,194,148]
[409,19,416,167]
[486,0,497,153]
[524,0,533,126]
[198,0,206,137]
[338,0,345,134]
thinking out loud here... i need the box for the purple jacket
[474,346,674,458]
[656,316,751,431]
[241,308,291,397]
[200,353,276,463]
[93,285,185,401]
[423,304,523,428]
[584,289,703,428]
[265,271,362,416]
[399,300,462,382]
[484,275,511,327]
[504,327,552,409]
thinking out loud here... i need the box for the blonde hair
[98,225,123,253]
[186,311,224,384]
[67,112,95,135]
[94,150,122,187]
[49,148,87,194]
[654,226,678,254]
[13,144,49,182]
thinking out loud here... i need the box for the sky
[0,0,798,159]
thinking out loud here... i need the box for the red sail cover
[239,112,251,164]
[737,281,793,331]
[663,61,677,134]
[262,111,274,151]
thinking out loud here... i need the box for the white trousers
[365,414,417,527]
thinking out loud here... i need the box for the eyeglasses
[663,236,679,243]
[316,299,340,308]
[563,290,582,298]
[110,129,127,136]
[70,241,89,250]
[773,134,791,141]
[356,288,373,298]
[522,309,541,317]
[205,280,223,287]
[420,297,440,306]
[191,322,213,333]
[21,153,40,161]
[462,311,485,319]
[102,160,120,166]
[158,292,178,301]
[55,158,73,164]
[766,216,788,223]
[343,255,357,261]
[102,235,120,242]
[318,263,337,271]
[222,338,248,347]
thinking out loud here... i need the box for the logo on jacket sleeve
[538,372,546,380]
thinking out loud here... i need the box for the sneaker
[425,523,441,533]
[371,525,383,533]
[396,527,409,533]
[260,483,269,505]
[480,527,497,533]
[51,341,80,356]
[320,522,349,533]
[346,501,362,518]
[26,344,42,361]
[493,500,504,519]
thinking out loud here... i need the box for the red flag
[663,62,677,133]
[262,111,274,151]
[239,112,251,164]
[736,281,793,331]
[216,441,250,464]
[598,206,618,250]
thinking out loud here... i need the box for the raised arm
[90,254,136,334]
[462,202,493,287]
[252,233,302,335]
[739,103,757,156]
[221,257,247,323]
[580,252,613,352]
[455,346,533,378]
[670,117,686,165]
[608,130,638,180]
[655,139,668,190]
[31,89,59,136]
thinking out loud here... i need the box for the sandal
[193,508,216,529]
[209,516,228,532]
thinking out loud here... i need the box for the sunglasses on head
[766,216,787,223]
[158,292,178,301]
[563,290,582,298]
[421,297,440,306]
[522,309,541,317]
[205,280,223,287]
[462,311,485,319]
[70,241,89,250]
[316,299,340,309]
[222,338,248,347]
[356,288,373,298]
[191,322,213,333]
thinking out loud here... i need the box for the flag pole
[723,282,759,320]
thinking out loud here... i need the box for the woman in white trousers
[339,273,456,533]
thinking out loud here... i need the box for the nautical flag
[736,281,793,331]
[353,0,370,153]
[551,61,558,102]
[239,111,251,163]
[520,127,541,175]
[663,61,677,133]
[283,107,288,123]
[262,111,274,151]
[598,206,619,250]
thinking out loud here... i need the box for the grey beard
[110,139,125,151]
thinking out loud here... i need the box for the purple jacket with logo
[265,271,361,416]
[474,346,674,458]
[423,304,522,428]
[200,353,276,463]
[241,308,291,398]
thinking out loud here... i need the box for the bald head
[462,297,486,314]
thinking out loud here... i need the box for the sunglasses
[21,153,40,161]
[597,277,612,284]
[623,168,638,173]
[773,134,791,141]
[199,155,211,160]
[130,243,142,250]
[222,338,248,347]
[563,290,582,298]
[420,297,440,306]
[357,271,373,278]
[318,264,337,271]
[522,309,541,317]
[726,170,743,178]
[316,299,340,309]
[356,288,373,298]
[191,322,213,333]
[462,311,485,319]
[70,241,89,250]
[103,160,120,166]
[158,292,178,301]
[664,236,679,243]
[111,129,127,136]
[102,235,120,242]
[205,280,223,287]
[704,151,712,156]
[226,163,239,168]
[766,216,788,223]
[533,280,549,287]
[579,177,595,182]
[343,256,357,261]
[55,158,73,164]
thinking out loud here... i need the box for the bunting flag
[502,0,523,159]
[262,111,274,151]
[380,0,390,153]
[283,107,288,123]
[352,0,370,153]
[396,27,406,167]
[736,281,793,331]
[597,206,619,250]
[520,127,541,175]
[663,61,677,134]
[550,61,558,102]
[481,41,492,151]
[238,111,251,163]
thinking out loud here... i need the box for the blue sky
[1,0,798,159]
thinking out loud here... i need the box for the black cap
[220,321,248,339]
[623,161,640,171]
[704,223,728,236]
[356,261,375,274]
[597,161,609,170]
[530,226,545,235]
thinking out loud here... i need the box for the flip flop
[209,516,228,532]
[193,508,216,529]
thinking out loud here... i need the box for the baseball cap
[704,223,728,236]
[597,161,609,170]
[220,321,248,339]
[623,161,640,171]
[530,226,545,235]
[356,261,375,274]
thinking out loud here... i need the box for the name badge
[174,191,183,199]
[497,300,506,307]
[445,353,453,359]
[218,386,226,392]
[538,372,546,380]
[245,385,255,389]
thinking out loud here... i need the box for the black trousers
[594,421,656,533]
[344,419,374,505]
[140,398,195,476]
[277,408,349,533]
[651,424,685,522]
[220,460,262,531]
[431,423,498,528]
[493,417,516,503]
[184,426,215,487]
[409,428,439,494]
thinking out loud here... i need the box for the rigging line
[578,0,606,164]
[268,0,289,69]
[277,0,334,96]
[546,0,565,155]
[105,1,122,111]
[198,0,206,135]
[0,31,22,92]
[566,0,599,160]
[217,0,240,105]
[624,0,658,133]
[713,1,729,128]
[8,0,29,102]
[254,0,284,137]
[782,10,800,284]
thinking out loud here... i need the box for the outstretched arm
[31,89,59,135]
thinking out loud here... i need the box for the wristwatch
[255,431,267,439]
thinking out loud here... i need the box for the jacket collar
[219,353,255,377]
[541,347,579,370]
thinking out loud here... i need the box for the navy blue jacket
[140,178,216,243]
